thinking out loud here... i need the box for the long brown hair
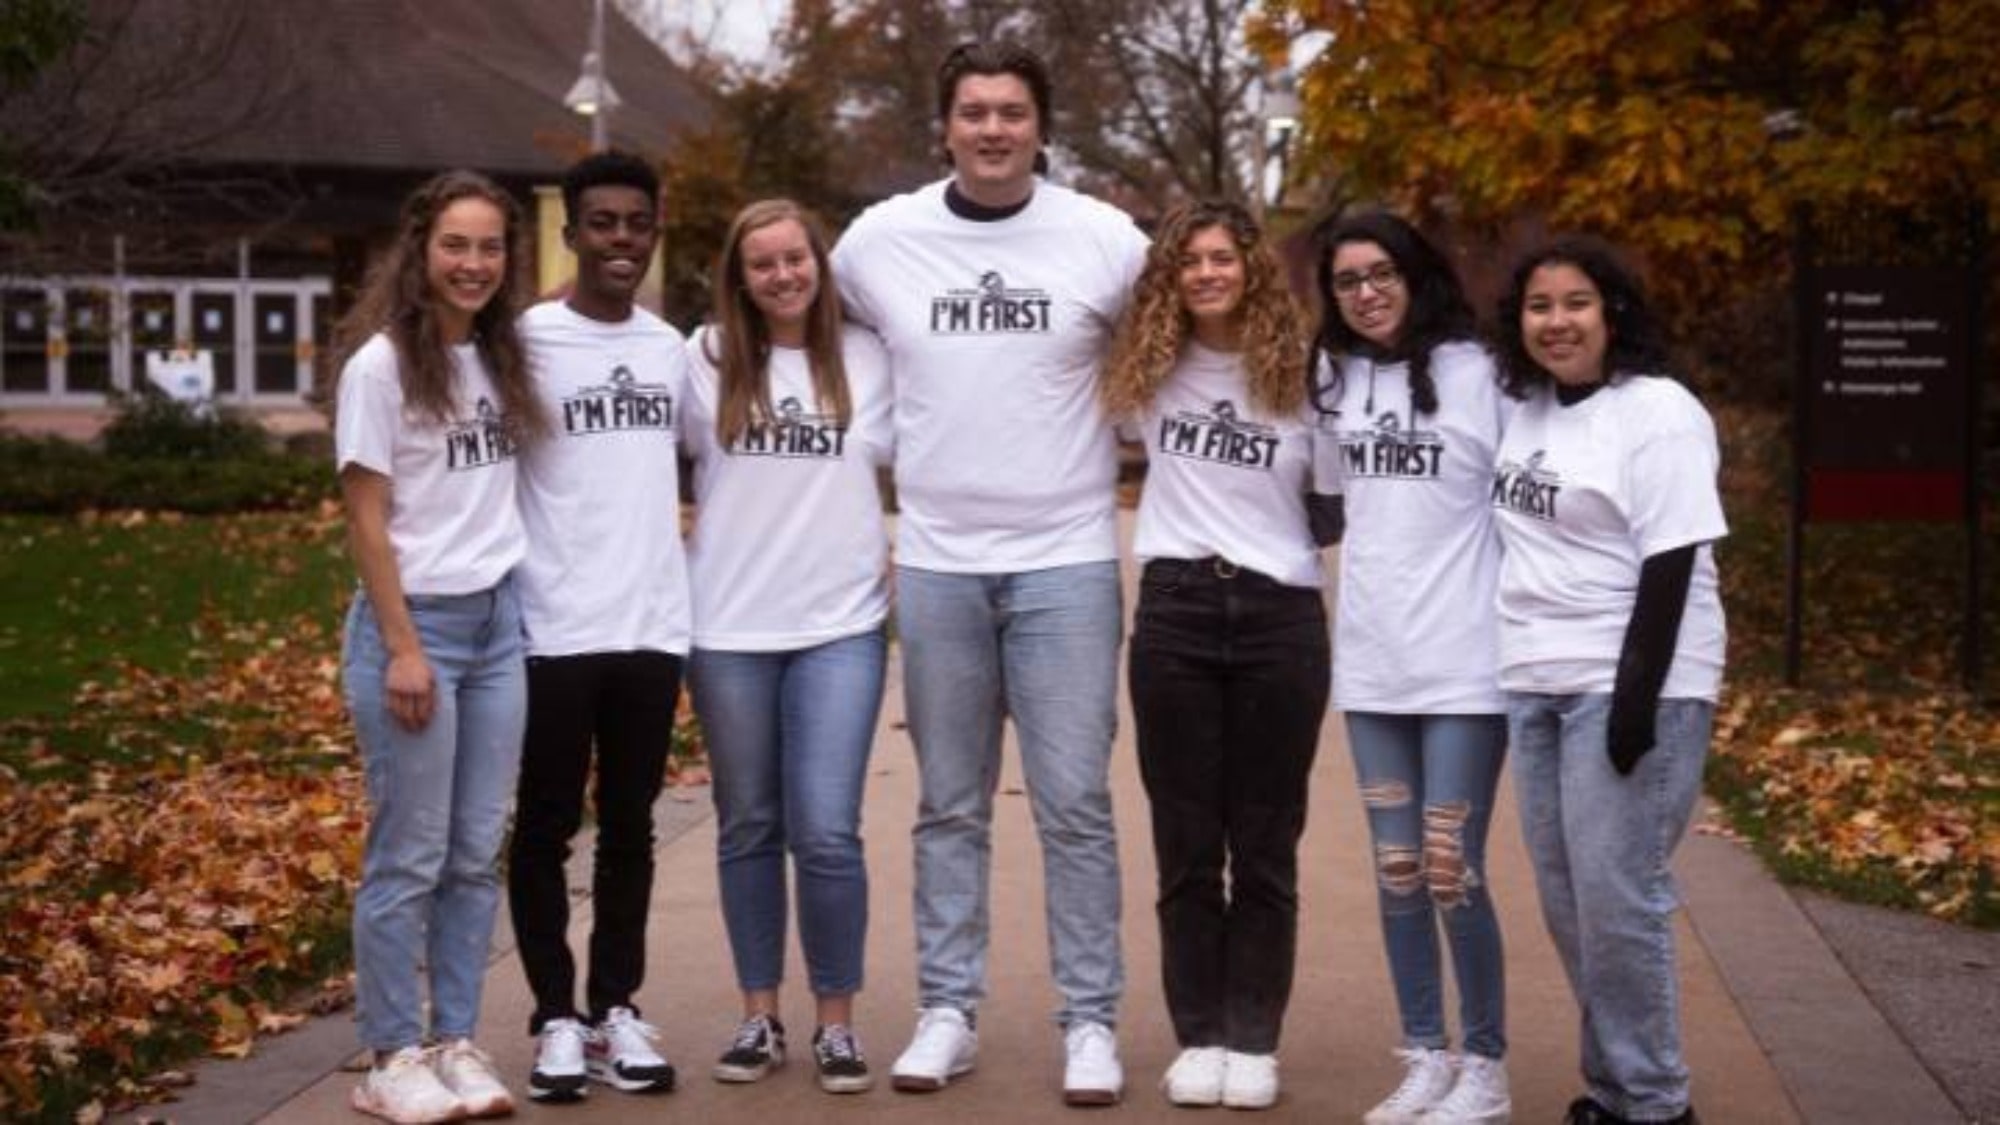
[1103,199,1307,418]
[332,169,545,439]
[703,199,850,448]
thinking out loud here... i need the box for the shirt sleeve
[829,223,880,331]
[334,341,400,476]
[1624,400,1727,558]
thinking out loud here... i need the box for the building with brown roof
[0,0,707,430]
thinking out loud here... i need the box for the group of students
[331,38,1724,1125]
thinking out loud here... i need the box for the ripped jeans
[1346,712,1508,1059]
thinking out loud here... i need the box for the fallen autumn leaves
[0,617,362,1121]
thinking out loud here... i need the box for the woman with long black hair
[1309,211,1512,1125]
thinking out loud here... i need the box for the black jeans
[1129,557,1330,1053]
[508,650,683,1032]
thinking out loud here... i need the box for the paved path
[134,528,1974,1124]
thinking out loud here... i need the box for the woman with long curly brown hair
[331,168,544,1124]
[1104,199,1326,1110]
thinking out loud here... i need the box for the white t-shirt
[1130,343,1321,589]
[1492,374,1728,700]
[832,178,1149,573]
[514,301,692,657]
[1317,342,1509,713]
[683,325,893,651]
[334,333,524,596]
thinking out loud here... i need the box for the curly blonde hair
[1103,200,1307,418]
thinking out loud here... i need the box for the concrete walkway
[135,533,1970,1124]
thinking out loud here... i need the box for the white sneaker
[589,1006,677,1093]
[432,1039,514,1119]
[1222,1051,1279,1110]
[1062,1020,1123,1106]
[1161,1046,1226,1106]
[1421,1053,1510,1124]
[528,1018,589,1102]
[890,1007,978,1092]
[351,1046,465,1124]
[1366,1047,1458,1125]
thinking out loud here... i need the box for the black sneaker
[1565,1095,1697,1125]
[1566,1096,1627,1124]
[813,1024,873,1094]
[713,1014,786,1083]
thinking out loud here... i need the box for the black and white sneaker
[528,1018,590,1103]
[813,1024,873,1094]
[587,1006,676,1094]
[713,1014,786,1083]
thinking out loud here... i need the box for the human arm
[1606,544,1695,773]
[340,465,434,732]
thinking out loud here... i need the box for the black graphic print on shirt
[1336,410,1445,480]
[928,270,1053,335]
[560,363,677,437]
[1157,399,1280,471]
[730,395,848,459]
[1492,449,1561,520]
[445,396,519,471]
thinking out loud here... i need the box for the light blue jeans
[690,628,887,997]
[1508,691,1712,1123]
[343,580,526,1052]
[896,562,1124,1028]
[1346,712,1508,1060]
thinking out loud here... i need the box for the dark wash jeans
[1129,557,1330,1053]
[508,649,684,1032]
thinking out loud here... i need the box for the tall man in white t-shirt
[832,41,1149,1106]
[508,151,691,1103]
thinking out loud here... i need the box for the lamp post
[563,0,622,151]
[1254,72,1301,220]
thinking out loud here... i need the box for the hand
[1606,691,1655,775]
[384,650,436,732]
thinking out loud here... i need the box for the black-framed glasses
[1331,262,1402,299]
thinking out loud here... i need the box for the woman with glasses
[1103,199,1326,1110]
[1309,211,1512,1125]
[1492,239,1725,1125]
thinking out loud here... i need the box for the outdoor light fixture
[563,0,621,150]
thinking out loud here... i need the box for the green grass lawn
[0,510,351,764]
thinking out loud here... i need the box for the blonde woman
[685,200,893,1094]
[1103,199,1326,1111]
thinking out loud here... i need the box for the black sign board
[1804,265,1966,474]
[1788,204,1987,689]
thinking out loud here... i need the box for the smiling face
[1329,239,1407,349]
[943,72,1042,207]
[1178,224,1247,345]
[1521,262,1610,386]
[565,184,658,321]
[738,217,819,343]
[425,196,508,342]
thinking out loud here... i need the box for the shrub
[98,392,273,461]
[0,434,332,514]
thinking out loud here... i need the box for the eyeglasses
[1331,262,1402,299]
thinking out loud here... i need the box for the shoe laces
[1434,1054,1504,1112]
[817,1024,862,1064]
[603,1008,661,1048]
[1379,1047,1453,1110]
[1065,1020,1115,1057]
[913,1007,967,1039]
[732,1014,776,1051]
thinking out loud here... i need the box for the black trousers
[1129,558,1329,1053]
[508,650,683,1032]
